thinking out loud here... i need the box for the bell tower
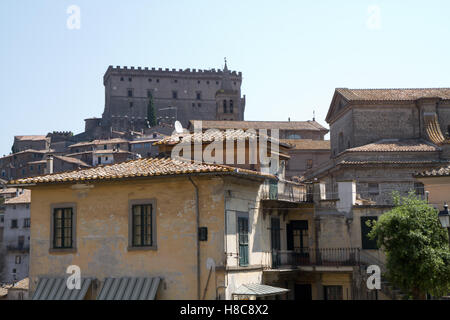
[215,58,243,121]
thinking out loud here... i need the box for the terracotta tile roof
[1,149,47,159]
[188,120,329,132]
[14,135,48,141]
[154,129,291,148]
[416,165,450,177]
[338,160,447,167]
[54,155,91,167]
[336,88,450,101]
[344,139,440,153]
[281,139,330,150]
[10,277,29,290]
[5,189,31,204]
[9,157,273,185]
[69,138,129,148]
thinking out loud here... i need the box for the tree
[147,94,157,127]
[368,191,450,299]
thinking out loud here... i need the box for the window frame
[50,203,77,253]
[237,211,250,267]
[128,199,157,251]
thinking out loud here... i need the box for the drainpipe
[188,177,201,300]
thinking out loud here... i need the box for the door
[287,220,309,264]
[294,284,312,300]
[271,217,281,267]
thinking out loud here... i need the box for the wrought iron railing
[261,180,313,203]
[6,244,29,252]
[271,248,360,268]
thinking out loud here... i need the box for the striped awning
[97,277,160,300]
[233,283,289,297]
[32,277,93,300]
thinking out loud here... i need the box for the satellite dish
[174,121,183,133]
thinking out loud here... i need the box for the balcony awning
[32,277,93,300]
[97,277,161,300]
[232,283,289,298]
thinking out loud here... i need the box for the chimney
[45,155,54,174]
[288,117,291,122]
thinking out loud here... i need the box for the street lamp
[438,203,450,245]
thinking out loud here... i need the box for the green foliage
[368,191,450,298]
[147,95,157,127]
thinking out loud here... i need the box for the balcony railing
[6,244,29,252]
[261,180,313,203]
[271,248,360,269]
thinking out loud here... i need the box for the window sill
[49,248,77,254]
[127,246,157,252]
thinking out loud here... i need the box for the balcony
[6,244,29,252]
[271,248,360,269]
[261,179,313,203]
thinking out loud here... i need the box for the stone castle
[83,60,245,140]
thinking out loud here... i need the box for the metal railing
[272,248,360,269]
[6,244,29,252]
[261,180,313,203]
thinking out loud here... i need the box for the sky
[0,0,450,156]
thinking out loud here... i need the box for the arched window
[230,100,234,113]
[223,100,227,113]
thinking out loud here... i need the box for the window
[11,219,18,229]
[306,159,313,169]
[223,100,227,113]
[128,77,132,82]
[148,78,152,82]
[120,77,124,81]
[30,165,33,171]
[130,201,156,248]
[0,215,4,223]
[229,100,234,113]
[368,183,379,196]
[271,217,281,267]
[103,145,107,150]
[172,91,178,99]
[361,216,378,250]
[287,220,309,255]
[23,218,30,228]
[52,207,74,249]
[196,92,201,100]
[287,134,301,139]
[206,81,210,84]
[197,80,200,84]
[174,79,178,83]
[129,101,133,108]
[414,182,424,196]
[147,90,153,98]
[127,89,133,97]
[18,236,24,249]
[216,81,219,85]
[324,286,343,300]
[156,79,160,83]
[237,212,249,266]
[15,255,21,264]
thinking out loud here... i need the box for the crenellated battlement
[103,65,242,84]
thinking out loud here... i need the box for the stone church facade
[305,88,450,205]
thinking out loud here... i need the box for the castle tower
[215,59,245,121]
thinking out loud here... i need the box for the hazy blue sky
[1,0,449,155]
